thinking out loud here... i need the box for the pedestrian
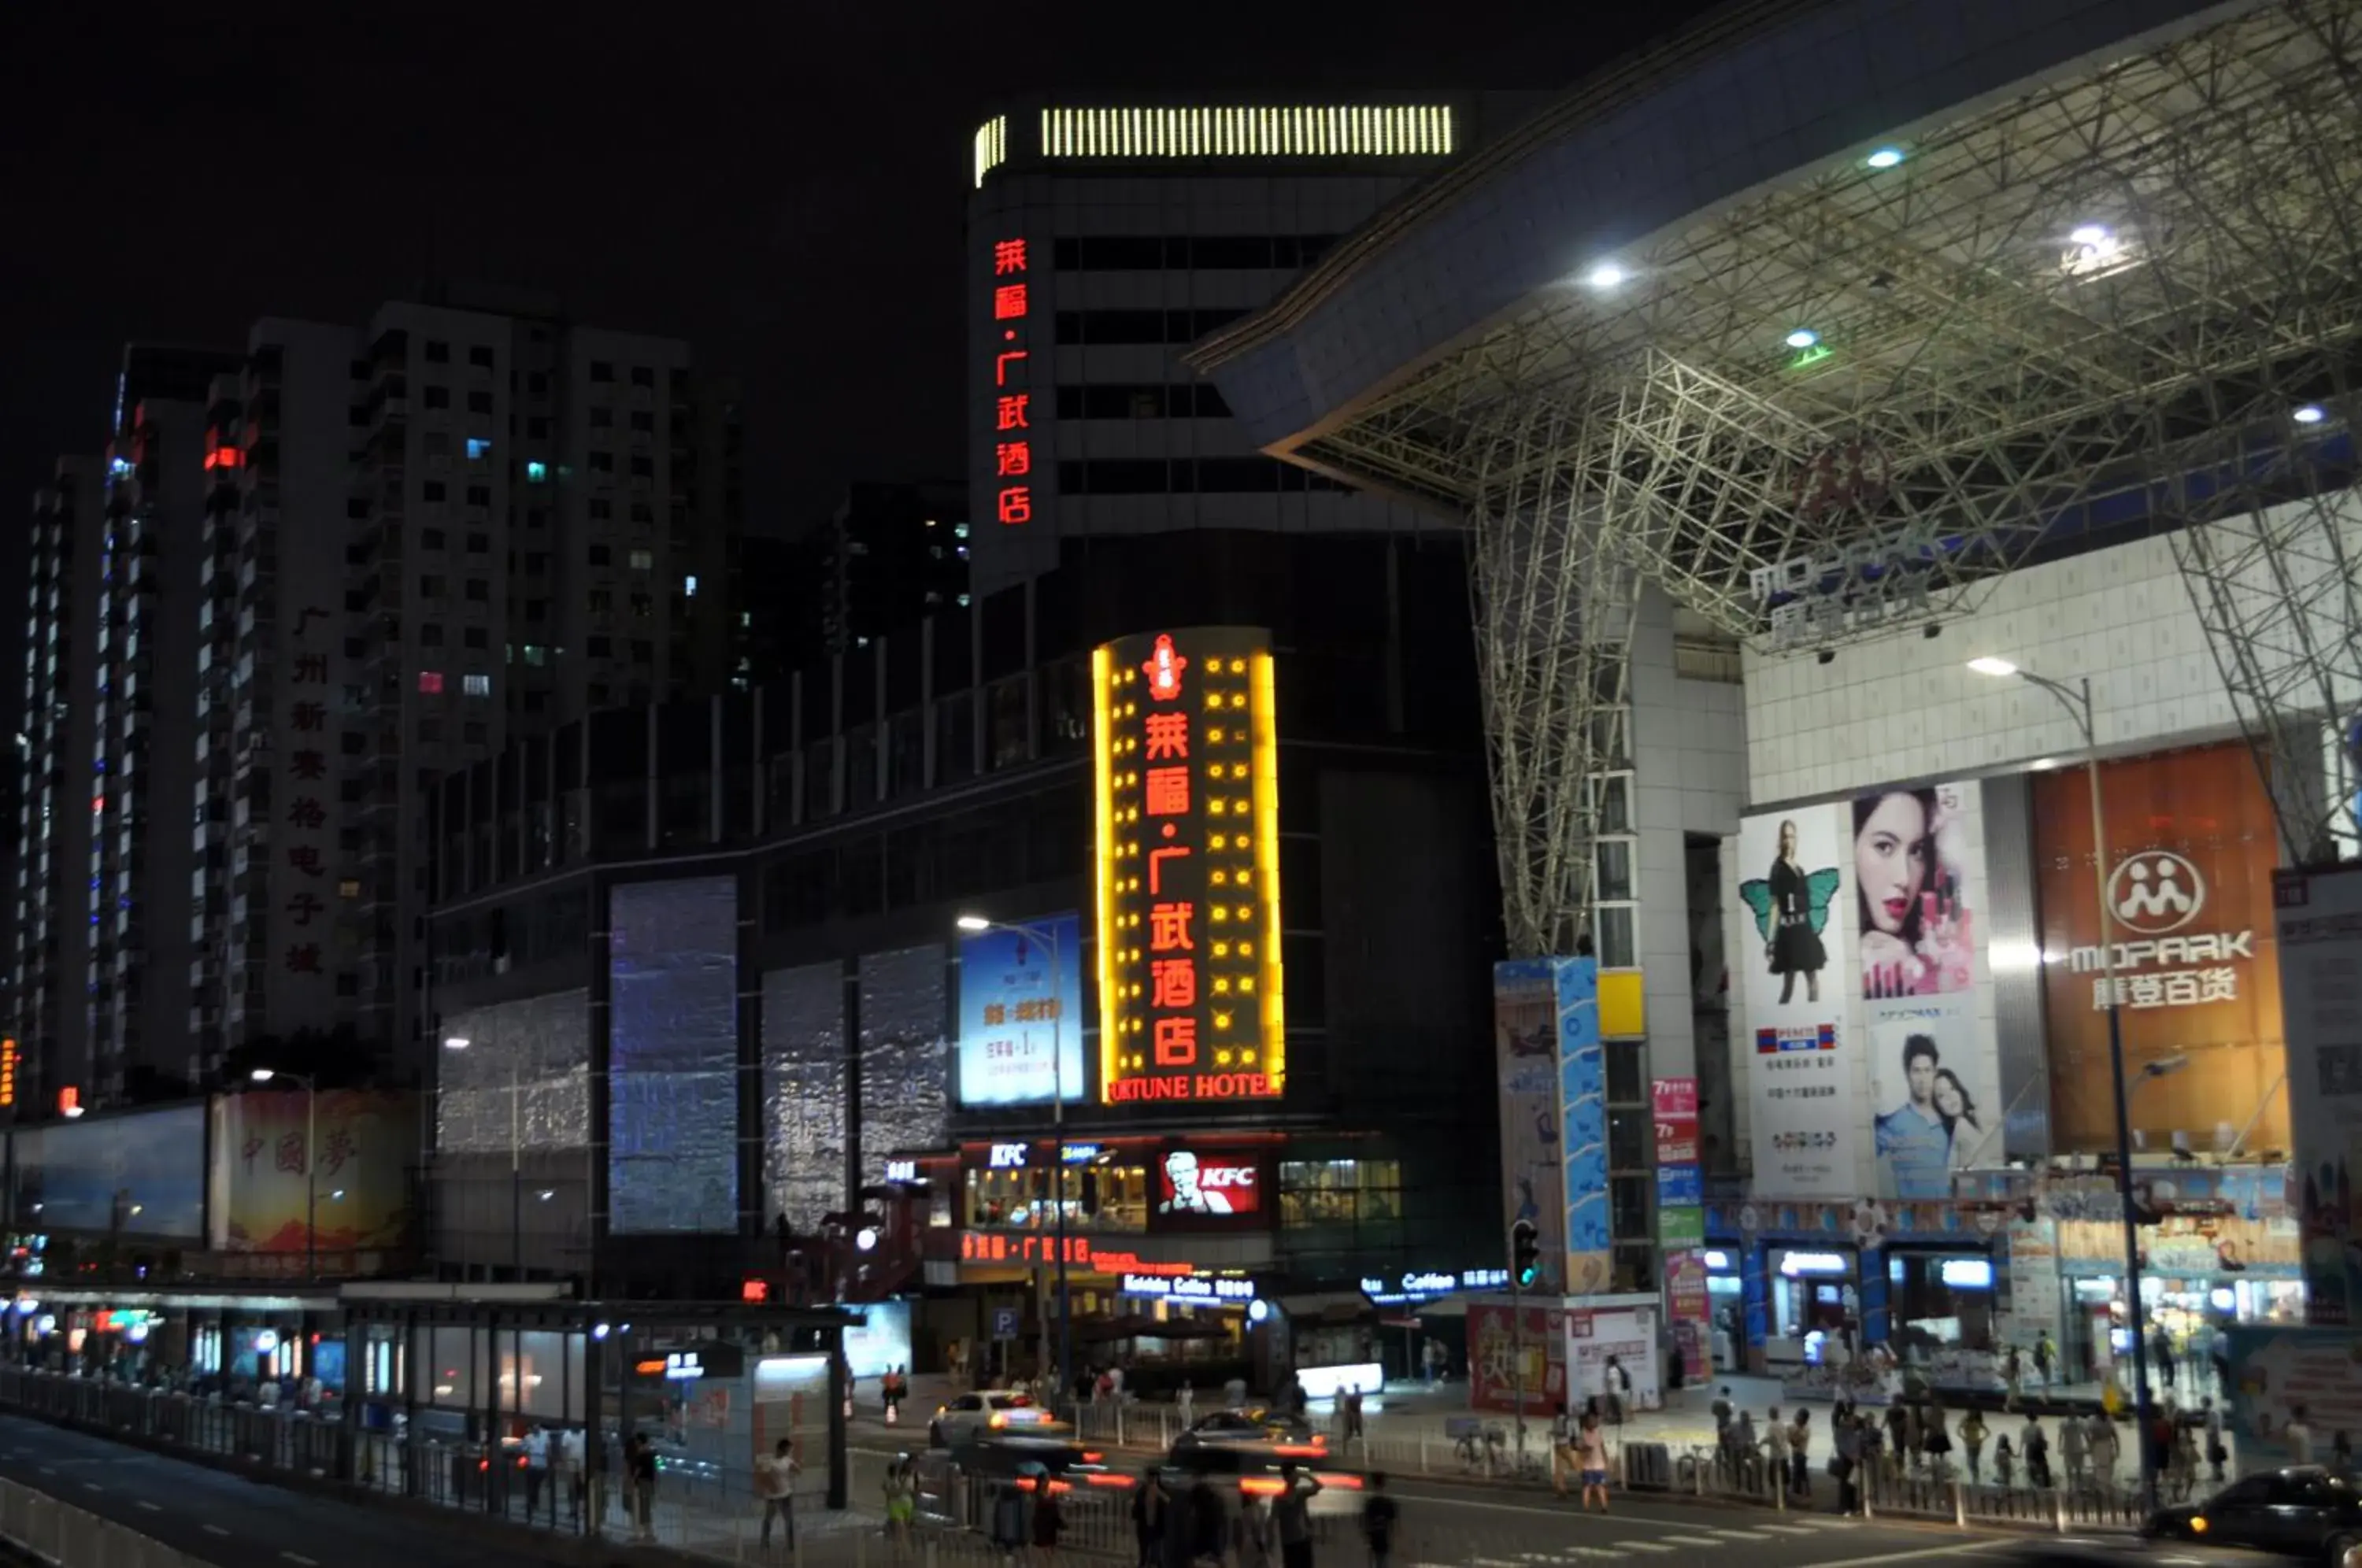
[1734,1408,1759,1488]
[1789,1410,1813,1500]
[1712,1385,1734,1443]
[1551,1400,1576,1498]
[1273,1462,1322,1568]
[1575,1408,1613,1514]
[626,1432,659,1541]
[886,1456,918,1554]
[1668,1340,1686,1394]
[1832,1412,1862,1517]
[1885,1403,1910,1481]
[1177,1379,1195,1428]
[2153,1326,2178,1392]
[2334,1430,2354,1472]
[1923,1403,1952,1479]
[1766,1407,1790,1493]
[1235,1496,1276,1568]
[2034,1331,2057,1390]
[559,1424,587,1525]
[2023,1418,2052,1491]
[1960,1407,1987,1485]
[1361,1471,1399,1568]
[2202,1397,2227,1481]
[1188,1477,1229,1568]
[757,1438,800,1551]
[2003,1347,2023,1411]
[519,1422,550,1523]
[2062,1409,2088,1492]
[2087,1411,2120,1487]
[1994,1434,2016,1490]
[1346,1385,1366,1447]
[1131,1471,1167,1568]
[1031,1473,1065,1568]
[2288,1404,2316,1467]
[1603,1356,1630,1427]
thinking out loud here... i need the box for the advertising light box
[957,912,1084,1107]
[1093,628,1283,1106]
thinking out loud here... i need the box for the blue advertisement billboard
[1555,956,1612,1295]
[13,1104,207,1238]
[957,912,1084,1108]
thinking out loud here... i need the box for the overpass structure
[1190,0,2362,954]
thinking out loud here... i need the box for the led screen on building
[957,912,1085,1107]
[608,876,740,1233]
[1093,628,1283,1105]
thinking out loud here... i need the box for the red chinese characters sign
[1093,628,1284,1105]
[988,235,1035,527]
[1652,1076,1701,1164]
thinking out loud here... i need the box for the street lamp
[956,913,1073,1409]
[250,1068,319,1285]
[1971,655,2159,1513]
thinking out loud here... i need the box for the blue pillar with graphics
[1555,957,1612,1296]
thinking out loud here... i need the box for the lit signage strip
[987,238,1034,527]
[1094,629,1284,1104]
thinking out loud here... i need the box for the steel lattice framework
[1290,0,2362,949]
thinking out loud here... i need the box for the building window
[589,361,614,383]
[420,623,444,647]
[587,636,612,657]
[464,674,491,697]
[524,643,548,667]
[417,671,445,695]
[588,544,611,567]
[465,532,489,554]
[422,482,447,504]
[424,340,450,364]
[339,878,361,900]
[628,549,653,570]
[466,391,494,415]
[464,579,489,602]
[628,457,653,479]
[631,639,653,664]
[630,410,654,433]
[630,366,654,388]
[589,406,613,428]
[420,528,446,550]
[462,627,488,650]
[418,575,445,597]
[630,501,654,523]
[468,345,495,369]
[465,437,492,460]
[526,461,548,483]
[588,453,613,473]
[684,574,698,597]
[465,485,491,508]
[418,719,442,741]
[423,386,450,409]
[464,722,487,745]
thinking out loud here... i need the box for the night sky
[3,1,1712,672]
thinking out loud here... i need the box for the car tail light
[1081,1452,1103,1463]
[989,1413,1007,1429]
[1084,1474,1135,1488]
[1324,1474,1364,1491]
[1240,1477,1284,1496]
[1273,1443,1324,1457]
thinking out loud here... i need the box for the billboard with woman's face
[1851,783,1978,1000]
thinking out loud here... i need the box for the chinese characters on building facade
[989,236,1034,527]
[1093,629,1283,1105]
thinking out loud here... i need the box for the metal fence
[0,1473,218,1568]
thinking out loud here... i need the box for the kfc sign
[1157,1149,1261,1218]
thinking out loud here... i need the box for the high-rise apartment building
[820,482,968,653]
[15,458,104,1115]
[964,95,1540,593]
[17,292,744,1112]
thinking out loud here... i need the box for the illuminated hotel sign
[1092,628,1284,1104]
[987,235,1034,527]
[0,1037,16,1108]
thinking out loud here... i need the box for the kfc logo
[1158,1150,1260,1217]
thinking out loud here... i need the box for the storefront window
[965,1162,1147,1233]
[1886,1251,1997,1355]
[1279,1159,1401,1228]
[1768,1247,1859,1356]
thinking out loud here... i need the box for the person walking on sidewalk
[1960,1408,1987,1485]
[1177,1379,1195,1428]
[1788,1411,1813,1500]
[2034,1331,2057,1390]
[626,1432,659,1542]
[1131,1472,1168,1568]
[1832,1411,1863,1517]
[1766,1407,1790,1492]
[1551,1401,1577,1499]
[1575,1409,1613,1514]
[1361,1472,1399,1568]
[2087,1411,2120,1490]
[2203,1397,2227,1481]
[2023,1418,2053,1491]
[757,1439,800,1551]
[1273,1463,1322,1568]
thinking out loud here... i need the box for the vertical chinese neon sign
[1094,628,1284,1105]
[990,236,1033,526]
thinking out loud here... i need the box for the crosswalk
[1414,1514,1869,1568]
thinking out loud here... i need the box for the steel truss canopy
[1194,0,2362,899]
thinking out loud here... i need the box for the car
[1174,1407,1325,1455]
[1155,1443,1364,1520]
[2149,1467,2362,1568]
[929,1389,1058,1448]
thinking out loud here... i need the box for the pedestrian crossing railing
[0,1474,216,1568]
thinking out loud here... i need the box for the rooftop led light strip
[1039,105,1454,162]
[973,116,1009,190]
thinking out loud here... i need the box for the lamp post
[1969,656,2157,1514]
[957,914,1072,1411]
[250,1068,318,1285]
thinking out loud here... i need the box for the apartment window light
[465,438,492,460]
[463,674,491,697]
[526,461,548,483]
[417,671,444,695]
[684,574,698,597]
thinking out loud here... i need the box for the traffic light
[1510,1219,1540,1289]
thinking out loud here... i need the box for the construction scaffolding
[1240,0,2362,925]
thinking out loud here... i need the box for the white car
[928,1390,1057,1448]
